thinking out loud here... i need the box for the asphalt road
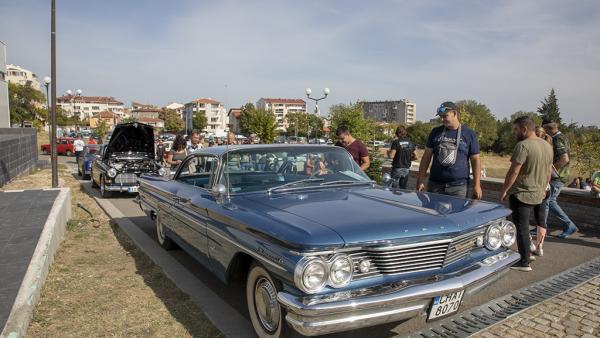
[51,154,600,337]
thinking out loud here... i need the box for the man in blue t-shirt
[417,101,482,199]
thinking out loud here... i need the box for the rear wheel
[246,262,297,338]
[42,149,49,155]
[100,175,112,198]
[66,150,72,156]
[156,212,175,250]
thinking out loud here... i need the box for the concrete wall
[0,128,38,187]
[389,169,600,230]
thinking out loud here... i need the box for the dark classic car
[92,122,166,198]
[137,144,519,337]
[77,144,103,179]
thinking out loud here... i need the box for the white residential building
[256,98,306,131]
[57,95,125,120]
[184,98,228,135]
[164,102,185,119]
[5,64,41,91]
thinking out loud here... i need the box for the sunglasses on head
[437,106,456,114]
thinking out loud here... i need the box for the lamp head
[76,89,82,96]
[43,76,51,85]
[323,88,330,96]
[66,89,73,96]
[305,87,312,96]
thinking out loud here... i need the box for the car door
[168,154,219,265]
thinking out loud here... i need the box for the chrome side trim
[206,227,286,272]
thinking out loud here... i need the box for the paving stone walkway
[473,276,600,338]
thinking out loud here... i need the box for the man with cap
[542,118,578,238]
[417,101,482,198]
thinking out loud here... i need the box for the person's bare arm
[360,156,370,171]
[592,181,600,193]
[554,153,569,170]
[470,154,482,199]
[500,161,523,201]
[387,149,396,159]
[417,148,433,192]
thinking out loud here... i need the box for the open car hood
[105,123,154,157]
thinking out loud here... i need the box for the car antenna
[225,129,231,201]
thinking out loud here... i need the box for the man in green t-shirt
[591,170,600,198]
[500,116,553,271]
[542,118,578,238]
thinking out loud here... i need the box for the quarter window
[176,155,218,189]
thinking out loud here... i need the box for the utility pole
[50,0,58,187]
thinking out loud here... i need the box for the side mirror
[211,183,227,197]
[382,172,392,184]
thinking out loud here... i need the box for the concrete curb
[1,188,71,338]
[83,183,254,337]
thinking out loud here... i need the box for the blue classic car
[77,144,103,180]
[137,144,519,337]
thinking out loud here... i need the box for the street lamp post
[305,87,330,140]
[50,0,57,187]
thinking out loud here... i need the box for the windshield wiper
[320,180,374,186]
[268,178,325,193]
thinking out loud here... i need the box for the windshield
[220,146,370,193]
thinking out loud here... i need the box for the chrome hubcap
[254,277,280,333]
[156,215,165,243]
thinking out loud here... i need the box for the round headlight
[295,258,328,294]
[107,168,117,178]
[329,255,353,288]
[500,220,517,247]
[485,223,502,250]
[158,167,166,176]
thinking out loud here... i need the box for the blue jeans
[427,180,468,198]
[545,180,577,232]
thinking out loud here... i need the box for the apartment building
[57,95,125,120]
[256,98,306,131]
[184,98,228,135]
[362,99,416,125]
[227,108,242,134]
[5,64,41,91]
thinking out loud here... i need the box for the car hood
[105,123,154,157]
[242,187,510,246]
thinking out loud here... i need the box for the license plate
[428,290,464,320]
[127,186,139,193]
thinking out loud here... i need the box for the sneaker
[532,247,544,256]
[511,262,532,272]
[557,227,578,239]
[528,253,536,261]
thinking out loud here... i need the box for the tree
[570,126,600,178]
[492,111,541,154]
[122,116,138,124]
[329,101,374,142]
[456,100,498,151]
[95,119,110,142]
[8,82,47,127]
[537,88,561,125]
[191,111,207,131]
[159,108,184,132]
[239,103,277,143]
[407,121,435,147]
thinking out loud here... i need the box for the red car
[41,137,76,156]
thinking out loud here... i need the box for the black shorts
[533,201,548,229]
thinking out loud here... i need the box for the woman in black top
[387,126,416,189]
[166,134,188,171]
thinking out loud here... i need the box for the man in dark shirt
[334,126,370,171]
[417,101,482,198]
[542,118,578,238]
[387,125,416,189]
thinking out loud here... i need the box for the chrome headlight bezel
[328,254,354,288]
[500,220,517,248]
[107,167,117,178]
[485,222,503,251]
[158,167,167,177]
[294,257,329,294]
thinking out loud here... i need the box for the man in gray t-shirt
[500,116,552,272]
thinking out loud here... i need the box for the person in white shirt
[73,135,85,164]
[186,131,203,153]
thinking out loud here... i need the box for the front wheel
[65,150,72,156]
[100,175,112,198]
[246,262,297,338]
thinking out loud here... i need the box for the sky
[1,0,599,126]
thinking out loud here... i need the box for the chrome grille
[443,229,485,266]
[114,173,138,184]
[350,229,485,279]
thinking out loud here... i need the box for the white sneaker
[532,247,544,256]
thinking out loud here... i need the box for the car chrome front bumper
[277,251,520,336]
[104,184,139,192]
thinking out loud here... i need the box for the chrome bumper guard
[277,251,520,336]
[104,184,138,192]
